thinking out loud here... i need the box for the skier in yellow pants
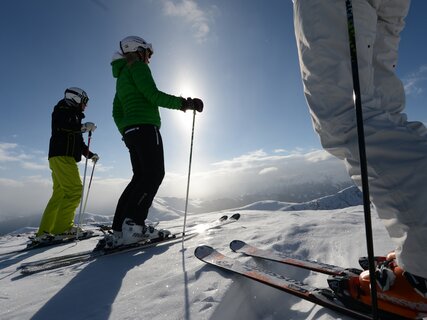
[38,157,84,235]
[36,87,99,239]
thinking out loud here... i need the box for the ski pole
[81,159,97,225]
[345,1,378,318]
[182,109,196,236]
[76,130,92,241]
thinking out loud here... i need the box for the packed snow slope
[0,194,397,320]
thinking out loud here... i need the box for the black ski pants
[112,124,165,231]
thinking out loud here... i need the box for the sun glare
[175,109,195,131]
[175,80,198,130]
[178,81,195,99]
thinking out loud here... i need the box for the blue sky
[1,0,427,217]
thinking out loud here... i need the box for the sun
[174,80,198,130]
[178,80,196,100]
[177,108,196,127]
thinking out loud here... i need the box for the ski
[195,245,375,319]
[26,231,97,249]
[195,245,419,320]
[183,214,228,234]
[0,230,100,256]
[230,239,361,277]
[229,240,426,319]
[18,213,240,275]
[19,214,237,269]
[20,233,196,275]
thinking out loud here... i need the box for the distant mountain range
[161,180,356,214]
[236,185,362,211]
[0,183,362,236]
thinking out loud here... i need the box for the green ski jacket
[112,58,183,135]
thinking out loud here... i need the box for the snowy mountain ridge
[235,185,362,212]
[1,185,361,236]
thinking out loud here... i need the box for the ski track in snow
[0,204,408,320]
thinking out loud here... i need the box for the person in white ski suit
[293,0,427,286]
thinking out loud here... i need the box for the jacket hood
[111,52,127,78]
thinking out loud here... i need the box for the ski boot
[328,261,427,319]
[97,230,123,250]
[143,223,171,240]
[27,233,56,248]
[359,255,427,298]
[60,226,95,239]
[121,218,170,245]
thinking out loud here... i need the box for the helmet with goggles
[120,36,153,58]
[64,87,89,106]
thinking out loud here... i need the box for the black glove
[181,97,204,113]
[90,153,100,163]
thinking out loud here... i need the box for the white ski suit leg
[294,0,427,279]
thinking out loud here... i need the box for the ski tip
[230,213,240,221]
[194,245,215,260]
[229,240,245,252]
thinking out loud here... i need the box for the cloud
[77,161,113,174]
[0,176,51,219]
[258,167,278,175]
[0,142,47,172]
[21,161,47,170]
[305,149,333,162]
[162,0,215,42]
[0,177,23,187]
[0,142,19,162]
[0,147,351,219]
[0,176,127,220]
[212,149,271,170]
[273,149,287,153]
[159,149,351,199]
[0,142,115,175]
[403,65,427,96]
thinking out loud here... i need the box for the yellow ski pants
[37,156,82,236]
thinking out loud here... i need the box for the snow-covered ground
[0,195,398,320]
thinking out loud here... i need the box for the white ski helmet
[64,87,89,105]
[120,36,153,57]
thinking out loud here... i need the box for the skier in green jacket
[105,36,203,248]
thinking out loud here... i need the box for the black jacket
[48,99,92,162]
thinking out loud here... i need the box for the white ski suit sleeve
[293,0,427,279]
